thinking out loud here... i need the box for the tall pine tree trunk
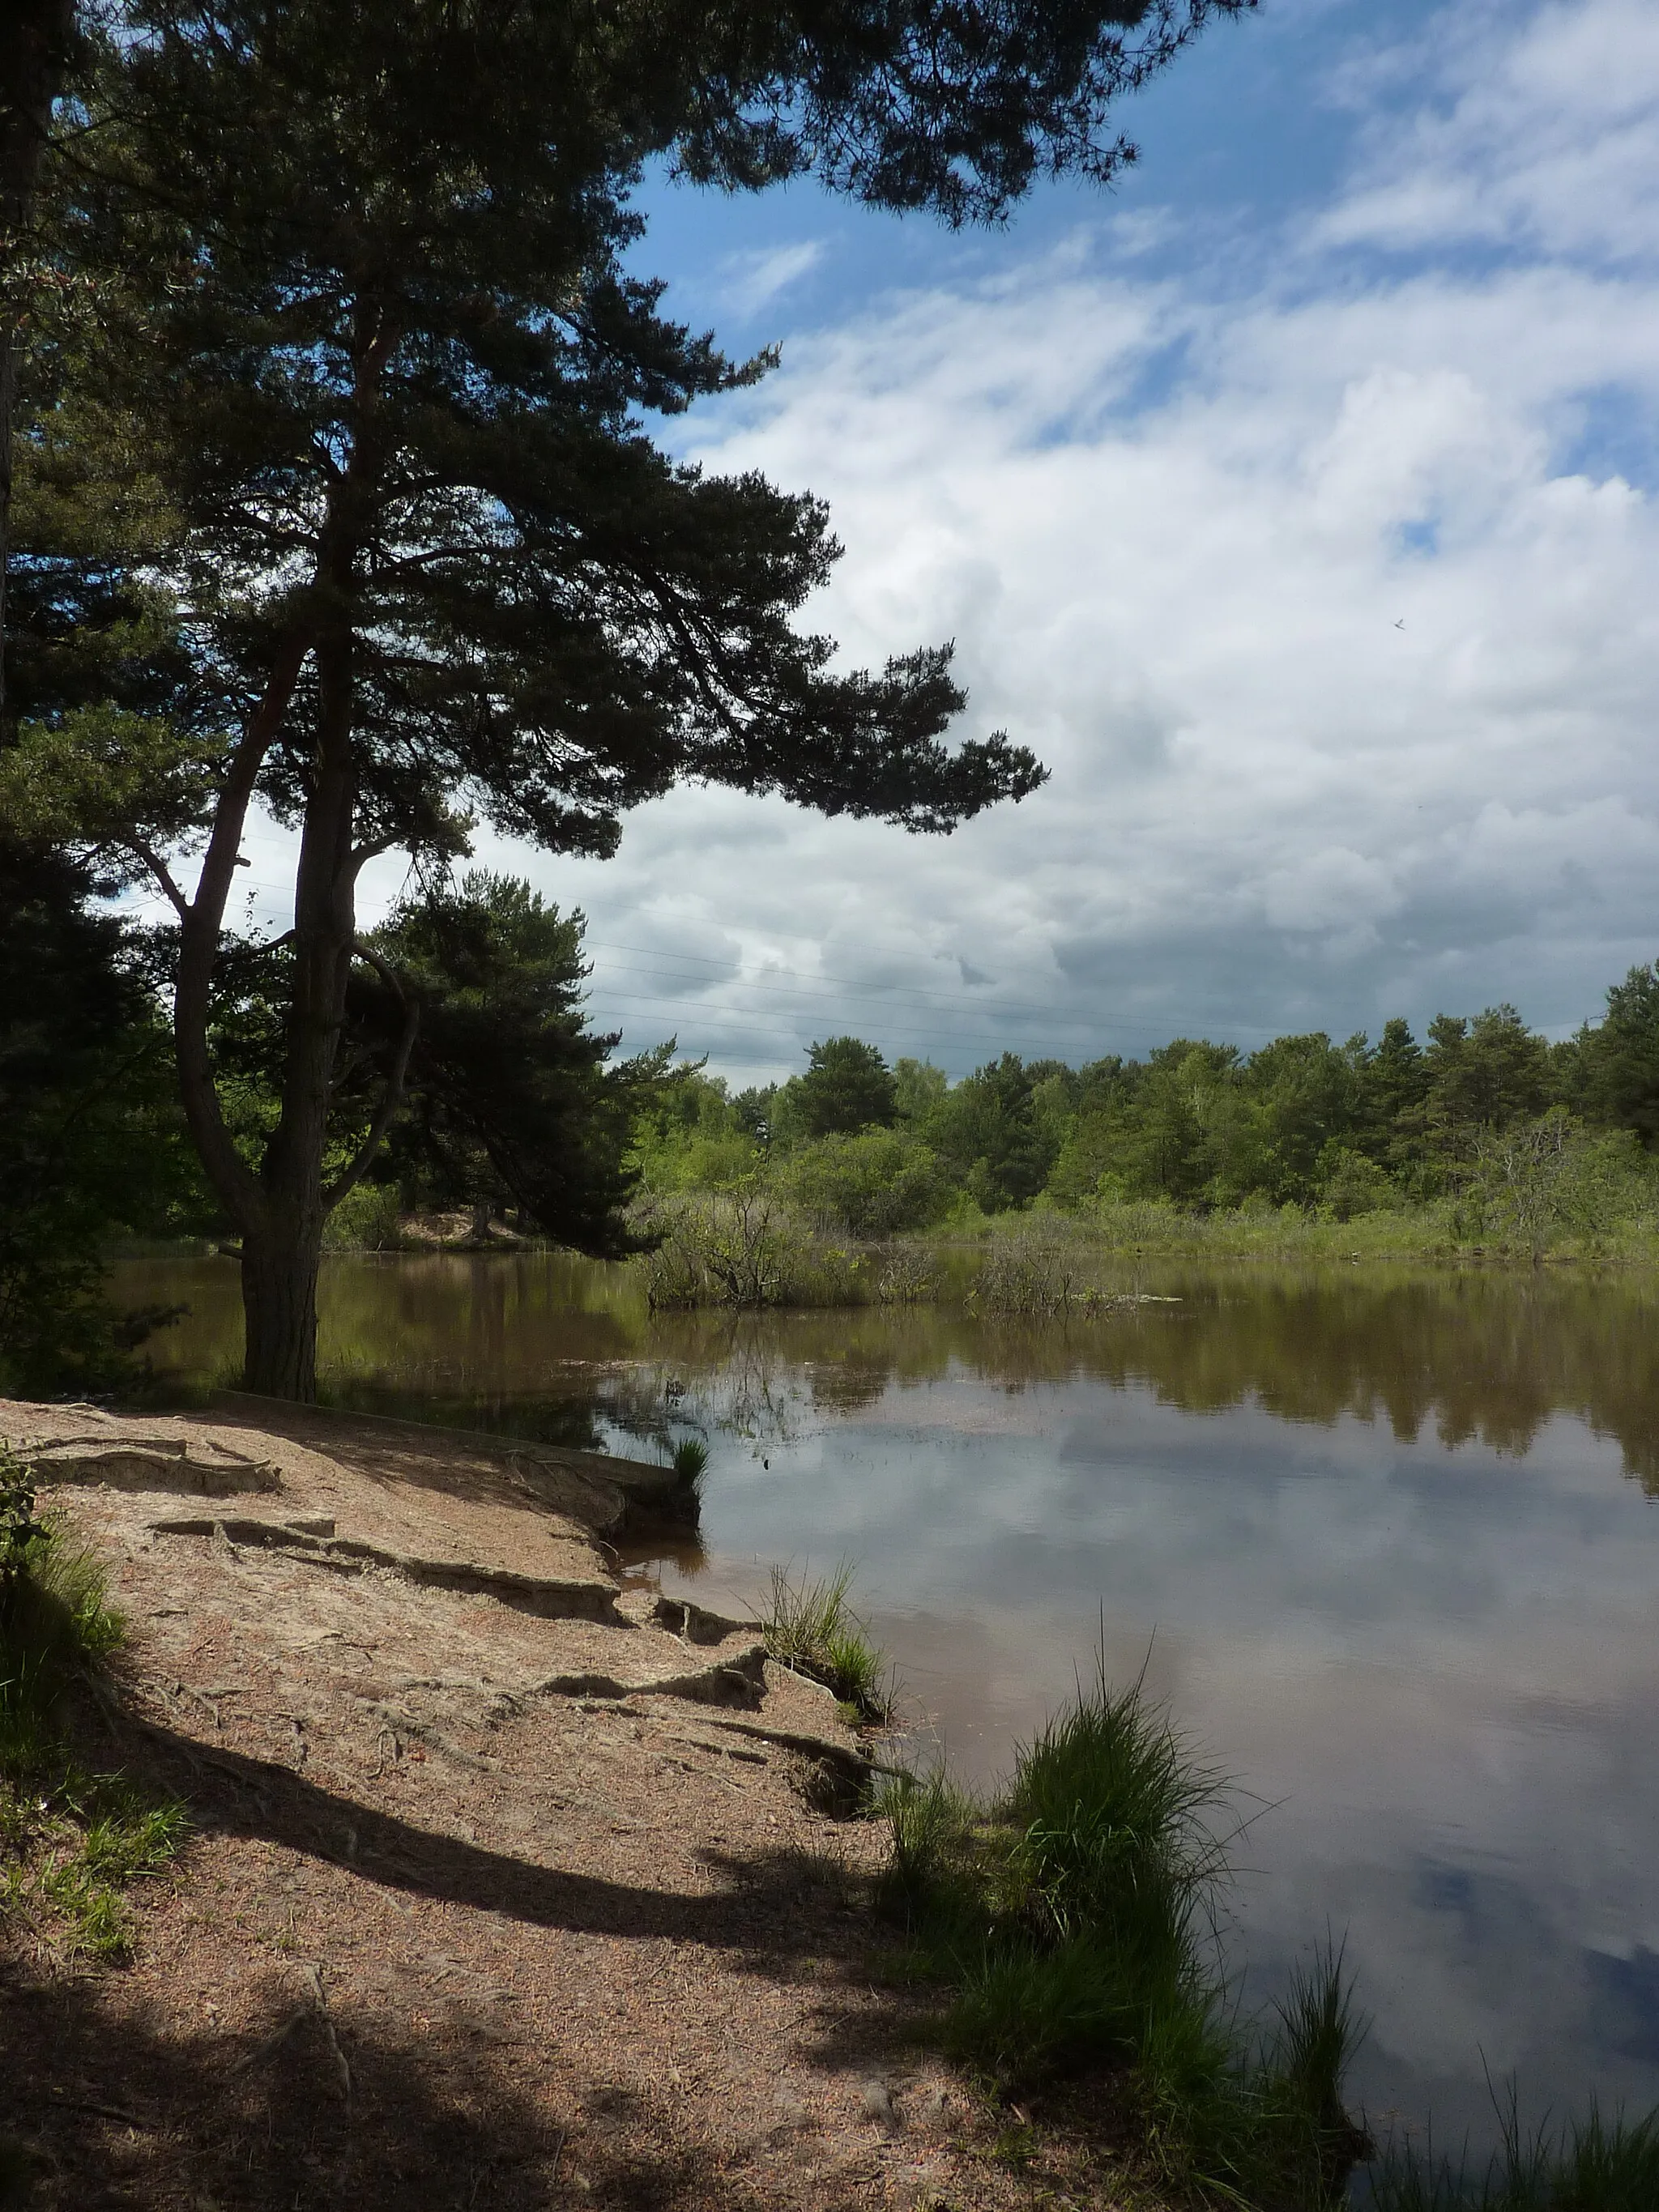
[0,0,75,718]
[240,1221,322,1400]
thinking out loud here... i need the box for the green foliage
[319,1180,405,1252]
[18,0,1166,1394]
[919,1051,1064,1212]
[1566,961,1659,1148]
[638,1183,817,1309]
[1316,1142,1396,1222]
[0,1493,185,1966]
[209,874,674,1259]
[1456,1110,1653,1258]
[0,840,205,1394]
[1425,1008,1553,1153]
[762,1561,893,1723]
[0,1447,48,1627]
[1,1493,124,1773]
[364,874,667,1259]
[633,1071,762,1191]
[632,975,1659,1264]
[790,1035,898,1137]
[779,1126,949,1235]
[893,1057,949,1123]
[879,1663,1367,2206]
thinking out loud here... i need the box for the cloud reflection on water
[122,1252,1659,2146]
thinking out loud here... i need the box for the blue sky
[332,0,1659,1081]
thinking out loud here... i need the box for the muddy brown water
[112,1251,1659,2155]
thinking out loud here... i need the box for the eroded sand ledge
[0,1395,1105,2211]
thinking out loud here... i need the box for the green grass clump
[762,1561,894,1725]
[1371,2100,1659,2212]
[669,1434,710,1487]
[878,1664,1369,2208]
[1,1447,186,1963]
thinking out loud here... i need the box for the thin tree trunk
[237,629,357,1400]
[206,311,395,1401]
[0,0,75,719]
[173,636,309,1237]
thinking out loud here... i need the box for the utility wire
[117,876,1316,1048]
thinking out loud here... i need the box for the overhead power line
[116,876,1323,1051]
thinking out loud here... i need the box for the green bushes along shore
[587,970,1659,1306]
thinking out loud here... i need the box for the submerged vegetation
[879,1659,1370,2206]
[0,1447,186,1963]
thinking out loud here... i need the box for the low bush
[875,1245,939,1303]
[637,1185,876,1310]
[971,1231,1113,1316]
[320,1180,407,1251]
[878,1661,1370,2207]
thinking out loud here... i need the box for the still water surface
[116,1251,1659,2150]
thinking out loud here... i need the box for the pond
[113,1250,1659,2156]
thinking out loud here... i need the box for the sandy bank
[0,1396,1138,2210]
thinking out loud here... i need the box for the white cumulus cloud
[408,0,1659,1079]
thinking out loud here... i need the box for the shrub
[973,1230,1112,1316]
[321,1180,406,1251]
[1316,1144,1395,1222]
[876,1246,939,1303]
[635,1185,876,1309]
[779,1127,949,1238]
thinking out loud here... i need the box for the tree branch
[322,940,419,1210]
[128,837,190,918]
[173,632,310,1233]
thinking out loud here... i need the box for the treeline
[11,842,1659,1397]
[633,974,1659,1230]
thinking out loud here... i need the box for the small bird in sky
[1393,618,1405,629]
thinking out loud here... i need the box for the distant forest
[633,965,1659,1228]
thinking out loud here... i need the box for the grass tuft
[1370,2095,1659,2212]
[762,1561,894,1725]
[669,1434,710,1488]
[877,1656,1370,2206]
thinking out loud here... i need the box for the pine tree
[7,0,1247,1396]
[362,874,668,1255]
[0,0,77,718]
